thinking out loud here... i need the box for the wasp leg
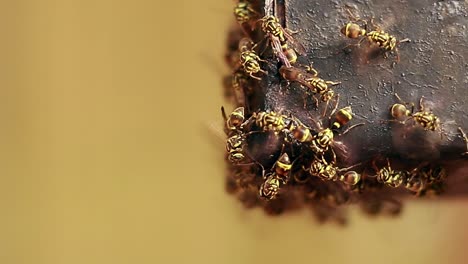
[394,93,415,113]
[399,38,411,44]
[342,43,359,52]
[249,73,262,80]
[338,162,362,172]
[345,7,367,25]
[380,119,407,127]
[458,127,468,156]
[305,65,319,77]
[383,51,389,59]
[369,17,380,31]
[284,28,300,35]
[301,92,309,109]
[326,80,341,86]
[418,96,426,112]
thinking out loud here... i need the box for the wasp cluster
[221,0,467,222]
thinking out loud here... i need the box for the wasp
[238,38,267,80]
[226,133,247,164]
[390,93,441,132]
[261,15,286,42]
[269,32,304,67]
[223,70,251,109]
[341,13,409,60]
[253,111,295,135]
[221,106,246,134]
[308,104,362,160]
[233,1,258,25]
[261,17,301,65]
[404,171,426,195]
[259,153,292,200]
[279,65,340,110]
[260,14,304,53]
[259,0,305,67]
[418,164,446,185]
[372,159,408,188]
[406,164,446,196]
[307,157,361,185]
[221,107,250,163]
[259,175,281,200]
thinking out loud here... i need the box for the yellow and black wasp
[259,0,306,67]
[390,93,441,133]
[253,110,295,134]
[259,152,293,200]
[308,103,363,161]
[279,65,340,112]
[341,10,409,60]
[306,156,361,186]
[221,106,246,135]
[221,107,255,164]
[238,37,267,80]
[405,164,447,196]
[372,159,408,188]
[233,0,258,25]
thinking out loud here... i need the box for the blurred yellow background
[0,1,467,263]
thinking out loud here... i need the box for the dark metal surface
[224,0,468,220]
[278,0,468,163]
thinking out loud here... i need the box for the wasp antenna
[338,162,363,172]
[328,94,340,119]
[221,106,228,121]
[386,158,391,169]
[244,130,262,137]
[394,92,403,102]
[340,123,365,136]
[418,96,427,111]
[371,157,380,174]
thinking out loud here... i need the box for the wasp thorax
[317,129,334,145]
[391,103,410,119]
[321,90,335,102]
[226,134,242,150]
[262,16,282,38]
[341,171,361,185]
[309,159,325,175]
[388,36,397,50]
